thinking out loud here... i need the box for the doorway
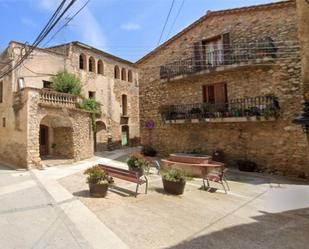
[39,125,49,156]
[121,125,129,146]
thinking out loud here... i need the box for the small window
[2,117,6,127]
[88,91,96,99]
[121,68,127,81]
[114,66,120,79]
[89,57,95,72]
[43,80,52,89]
[97,60,104,75]
[79,54,86,70]
[0,81,3,103]
[128,70,133,83]
[122,94,128,116]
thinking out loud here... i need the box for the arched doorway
[39,115,74,159]
[95,121,107,152]
[121,125,129,146]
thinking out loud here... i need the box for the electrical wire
[0,0,78,80]
[157,0,176,46]
[43,0,91,48]
[166,0,186,39]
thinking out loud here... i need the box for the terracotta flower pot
[129,166,144,177]
[162,178,186,195]
[88,183,108,198]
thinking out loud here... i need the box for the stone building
[137,0,309,177]
[0,41,139,169]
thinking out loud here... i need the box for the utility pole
[294,0,309,139]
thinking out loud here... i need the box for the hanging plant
[77,98,101,133]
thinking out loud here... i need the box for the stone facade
[138,0,309,177]
[0,41,139,169]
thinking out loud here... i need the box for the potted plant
[84,166,113,197]
[161,168,191,195]
[142,145,157,157]
[237,160,257,172]
[127,153,150,176]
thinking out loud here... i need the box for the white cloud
[121,22,141,31]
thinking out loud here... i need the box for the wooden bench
[99,165,148,197]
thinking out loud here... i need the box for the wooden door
[39,125,49,156]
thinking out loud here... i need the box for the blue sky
[0,0,277,62]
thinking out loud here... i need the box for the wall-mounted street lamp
[293,101,309,133]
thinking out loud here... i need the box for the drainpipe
[294,0,309,138]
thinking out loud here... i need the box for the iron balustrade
[160,40,299,79]
[160,96,279,121]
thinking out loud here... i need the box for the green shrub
[51,70,82,95]
[77,98,101,112]
[84,166,112,185]
[161,168,191,182]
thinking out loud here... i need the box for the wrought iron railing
[39,89,78,107]
[160,40,299,79]
[160,96,280,121]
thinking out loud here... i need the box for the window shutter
[203,86,208,103]
[214,83,227,104]
[193,41,204,71]
[222,33,231,65]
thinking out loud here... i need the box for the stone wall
[138,1,309,177]
[25,88,93,168]
[53,127,74,158]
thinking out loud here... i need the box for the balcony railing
[160,96,280,122]
[39,89,78,107]
[160,40,299,80]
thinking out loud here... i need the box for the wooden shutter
[203,86,208,103]
[222,33,231,65]
[0,81,3,103]
[214,83,227,111]
[193,41,204,71]
[214,83,227,104]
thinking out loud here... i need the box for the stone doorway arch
[39,115,74,159]
[95,121,107,152]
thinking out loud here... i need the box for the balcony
[160,40,299,82]
[160,96,280,124]
[39,89,79,108]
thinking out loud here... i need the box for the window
[2,118,6,127]
[121,68,127,81]
[0,81,3,103]
[97,60,104,75]
[128,70,133,83]
[89,57,95,72]
[203,83,227,105]
[203,37,223,66]
[121,94,128,116]
[88,91,96,99]
[79,54,86,70]
[43,80,52,89]
[114,66,120,79]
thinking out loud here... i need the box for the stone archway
[39,115,74,159]
[95,121,107,152]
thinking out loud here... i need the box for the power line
[0,0,78,80]
[157,0,176,46]
[166,0,186,39]
[43,0,91,48]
